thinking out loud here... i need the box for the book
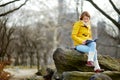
[85,39,98,45]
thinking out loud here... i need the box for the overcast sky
[4,0,120,26]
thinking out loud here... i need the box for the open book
[85,39,98,45]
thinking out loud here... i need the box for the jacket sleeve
[71,22,85,44]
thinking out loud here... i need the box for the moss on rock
[53,48,120,80]
[53,48,120,73]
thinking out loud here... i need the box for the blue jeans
[76,42,97,61]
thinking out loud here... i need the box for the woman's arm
[71,21,86,44]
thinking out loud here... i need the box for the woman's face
[82,16,90,23]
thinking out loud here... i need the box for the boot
[94,69,104,73]
[86,52,95,67]
[86,61,94,67]
[94,60,104,73]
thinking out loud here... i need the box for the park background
[0,0,120,80]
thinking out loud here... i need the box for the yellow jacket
[71,21,92,46]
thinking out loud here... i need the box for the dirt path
[5,68,43,80]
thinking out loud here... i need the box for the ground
[4,68,43,80]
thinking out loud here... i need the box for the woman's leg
[94,50,100,70]
[76,42,96,62]
[93,49,104,72]
[76,43,95,67]
[87,42,96,62]
[76,42,96,53]
[76,45,89,53]
[87,42,96,52]
[76,42,104,72]
[93,50,98,61]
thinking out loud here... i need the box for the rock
[53,48,120,74]
[43,68,54,80]
[62,71,94,80]
[104,71,120,80]
[98,55,120,71]
[62,71,120,80]
[52,48,120,80]
[62,71,115,80]
[89,73,112,80]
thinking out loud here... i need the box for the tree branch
[0,0,20,7]
[0,0,28,17]
[109,0,120,15]
[86,0,120,30]
[4,27,15,55]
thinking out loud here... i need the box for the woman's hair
[80,11,90,20]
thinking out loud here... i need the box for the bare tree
[86,0,120,58]
[0,0,28,61]
[75,0,84,20]
[0,18,15,59]
[86,0,120,34]
[0,0,28,17]
[76,0,79,20]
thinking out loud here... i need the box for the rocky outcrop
[53,48,120,73]
[53,48,120,80]
[62,71,120,80]
[52,71,120,80]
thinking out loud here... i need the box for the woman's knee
[88,42,97,52]
[76,45,89,53]
[76,45,83,51]
[88,42,96,47]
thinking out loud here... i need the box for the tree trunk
[36,51,40,71]
[30,52,34,68]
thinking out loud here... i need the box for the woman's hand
[82,40,86,45]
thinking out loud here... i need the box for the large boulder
[52,48,120,80]
[53,71,120,80]
[61,71,120,80]
[53,48,120,73]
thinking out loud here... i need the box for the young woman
[71,11,104,72]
